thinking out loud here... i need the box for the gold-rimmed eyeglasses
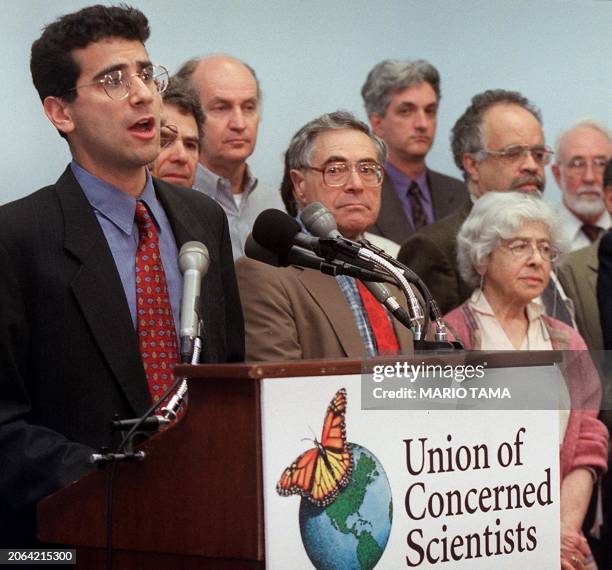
[70,64,169,101]
[302,161,384,188]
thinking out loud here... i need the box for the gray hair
[457,192,568,288]
[281,111,387,216]
[361,59,440,117]
[451,90,542,180]
[554,119,612,161]
[175,55,261,102]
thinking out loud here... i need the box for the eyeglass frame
[67,63,169,101]
[160,124,179,148]
[499,238,560,263]
[474,144,554,166]
[562,156,609,174]
[301,160,384,188]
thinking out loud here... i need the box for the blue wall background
[2,0,610,205]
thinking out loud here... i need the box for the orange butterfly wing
[277,388,353,507]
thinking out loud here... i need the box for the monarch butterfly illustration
[277,388,353,507]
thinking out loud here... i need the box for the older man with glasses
[398,89,573,324]
[236,111,415,362]
[552,121,612,251]
[0,4,243,548]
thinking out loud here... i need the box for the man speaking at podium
[236,111,414,361]
[0,5,243,547]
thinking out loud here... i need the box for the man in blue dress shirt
[0,4,243,547]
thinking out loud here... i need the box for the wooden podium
[37,352,560,569]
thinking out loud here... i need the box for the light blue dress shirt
[71,161,182,339]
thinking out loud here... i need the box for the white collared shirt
[556,202,611,252]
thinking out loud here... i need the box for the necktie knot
[135,201,158,247]
[408,181,422,198]
[581,224,603,243]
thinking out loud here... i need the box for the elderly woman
[444,191,608,570]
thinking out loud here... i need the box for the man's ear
[551,163,562,187]
[462,153,480,184]
[369,112,383,137]
[43,96,75,135]
[290,169,307,207]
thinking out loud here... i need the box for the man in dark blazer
[361,59,468,245]
[598,160,612,350]
[0,5,243,547]
[398,90,562,316]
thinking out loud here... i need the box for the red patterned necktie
[356,280,400,355]
[134,201,179,404]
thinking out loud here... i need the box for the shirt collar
[558,202,611,236]
[195,162,258,198]
[71,160,161,235]
[384,162,429,192]
[469,288,544,322]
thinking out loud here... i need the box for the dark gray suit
[398,200,473,315]
[368,168,468,245]
[0,168,244,546]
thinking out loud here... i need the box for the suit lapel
[56,168,150,415]
[586,242,599,294]
[298,270,366,357]
[429,170,455,218]
[154,180,201,246]
[375,176,412,244]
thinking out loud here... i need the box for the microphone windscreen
[244,234,281,267]
[301,202,341,238]
[179,241,210,274]
[252,209,301,256]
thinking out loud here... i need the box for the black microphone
[178,241,209,362]
[245,234,394,283]
[252,208,364,263]
[301,202,413,328]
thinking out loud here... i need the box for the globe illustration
[298,444,392,570]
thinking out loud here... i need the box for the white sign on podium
[261,370,560,569]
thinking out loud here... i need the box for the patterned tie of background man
[408,181,428,230]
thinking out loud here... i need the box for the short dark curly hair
[30,4,150,103]
[162,77,205,147]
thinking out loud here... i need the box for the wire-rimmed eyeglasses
[475,144,554,166]
[565,156,608,175]
[69,64,169,101]
[500,239,560,262]
[302,161,384,188]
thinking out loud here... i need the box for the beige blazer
[235,258,415,362]
[558,241,602,350]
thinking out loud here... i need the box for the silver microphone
[178,241,209,362]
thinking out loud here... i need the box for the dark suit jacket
[397,200,473,315]
[0,168,244,546]
[598,230,612,350]
[368,168,468,245]
[235,258,414,361]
